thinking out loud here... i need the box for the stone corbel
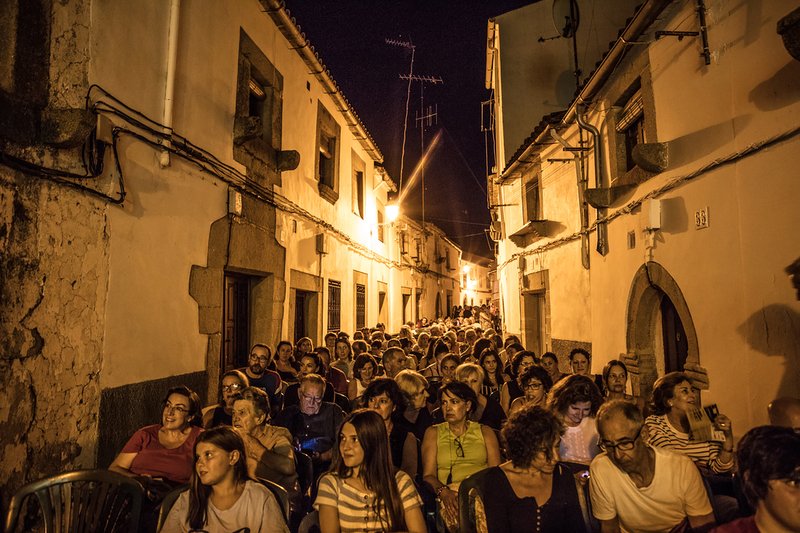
[584,185,636,208]
[234,116,263,145]
[632,142,669,173]
[778,6,800,61]
[277,150,300,171]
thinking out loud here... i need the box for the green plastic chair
[4,469,143,533]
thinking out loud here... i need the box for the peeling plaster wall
[0,173,108,507]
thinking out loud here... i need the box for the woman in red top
[110,385,203,491]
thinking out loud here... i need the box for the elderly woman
[470,405,587,533]
[478,348,504,401]
[568,348,604,391]
[547,374,604,471]
[231,387,299,509]
[541,351,566,385]
[363,377,418,479]
[110,385,203,490]
[202,369,249,428]
[331,337,354,379]
[500,350,537,413]
[282,351,335,409]
[395,369,433,441]
[347,353,378,403]
[508,365,553,416]
[422,381,501,533]
[645,371,735,474]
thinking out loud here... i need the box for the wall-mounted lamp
[386,203,400,222]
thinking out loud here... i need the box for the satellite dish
[552,0,580,38]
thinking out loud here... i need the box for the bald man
[768,397,800,429]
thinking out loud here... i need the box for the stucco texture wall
[0,172,108,507]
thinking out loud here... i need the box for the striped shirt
[645,414,734,473]
[314,471,421,532]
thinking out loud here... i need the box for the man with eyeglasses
[240,343,282,415]
[274,374,343,480]
[590,400,715,533]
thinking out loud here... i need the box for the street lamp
[386,203,399,222]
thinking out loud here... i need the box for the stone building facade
[487,0,800,432]
[0,0,463,503]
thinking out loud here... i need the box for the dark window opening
[356,284,366,330]
[328,280,341,332]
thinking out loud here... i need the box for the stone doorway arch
[623,262,708,401]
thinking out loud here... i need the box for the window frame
[315,102,341,204]
[352,151,365,218]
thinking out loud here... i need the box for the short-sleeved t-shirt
[121,425,202,484]
[314,471,422,532]
[589,446,713,533]
[242,368,283,408]
[161,480,289,533]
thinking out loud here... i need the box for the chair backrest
[458,468,490,533]
[295,452,314,497]
[156,484,189,532]
[333,393,351,413]
[4,469,144,533]
[255,478,290,524]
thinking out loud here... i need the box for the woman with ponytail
[314,409,426,533]
[161,426,289,533]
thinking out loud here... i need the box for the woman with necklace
[315,409,426,533]
[477,405,588,533]
[645,371,734,473]
[422,381,501,533]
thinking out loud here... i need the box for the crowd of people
[106,321,800,533]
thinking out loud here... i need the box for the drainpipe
[576,104,608,256]
[160,0,181,167]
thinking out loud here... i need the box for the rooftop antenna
[385,37,416,196]
[406,75,442,234]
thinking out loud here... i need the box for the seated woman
[363,377,418,479]
[314,409,426,533]
[110,385,203,491]
[422,381,502,533]
[472,405,588,533]
[202,370,249,428]
[271,340,299,384]
[540,352,566,385]
[645,371,735,474]
[546,374,604,472]
[568,348,604,391]
[508,365,553,416]
[161,426,289,533]
[478,348,504,401]
[231,387,299,510]
[282,352,335,409]
[433,363,506,432]
[347,353,378,404]
[332,337,355,380]
[395,369,433,442]
[500,350,537,413]
[602,359,646,414]
[316,347,348,395]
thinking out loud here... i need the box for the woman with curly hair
[473,405,588,533]
[547,374,604,470]
[314,410,426,533]
[508,365,553,416]
[161,426,288,533]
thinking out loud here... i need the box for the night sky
[282,1,532,260]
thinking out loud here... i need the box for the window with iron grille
[356,283,366,330]
[328,280,341,332]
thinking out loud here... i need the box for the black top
[506,380,523,404]
[475,396,506,432]
[210,406,232,428]
[406,407,434,442]
[482,464,586,533]
[389,421,412,471]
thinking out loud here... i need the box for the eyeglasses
[599,431,641,452]
[163,402,188,414]
[454,437,464,458]
[301,393,323,403]
[524,382,543,391]
[249,353,269,363]
[222,383,243,392]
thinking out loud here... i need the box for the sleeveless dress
[435,421,488,487]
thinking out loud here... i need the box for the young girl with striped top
[314,409,426,533]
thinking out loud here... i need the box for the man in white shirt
[590,400,715,533]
